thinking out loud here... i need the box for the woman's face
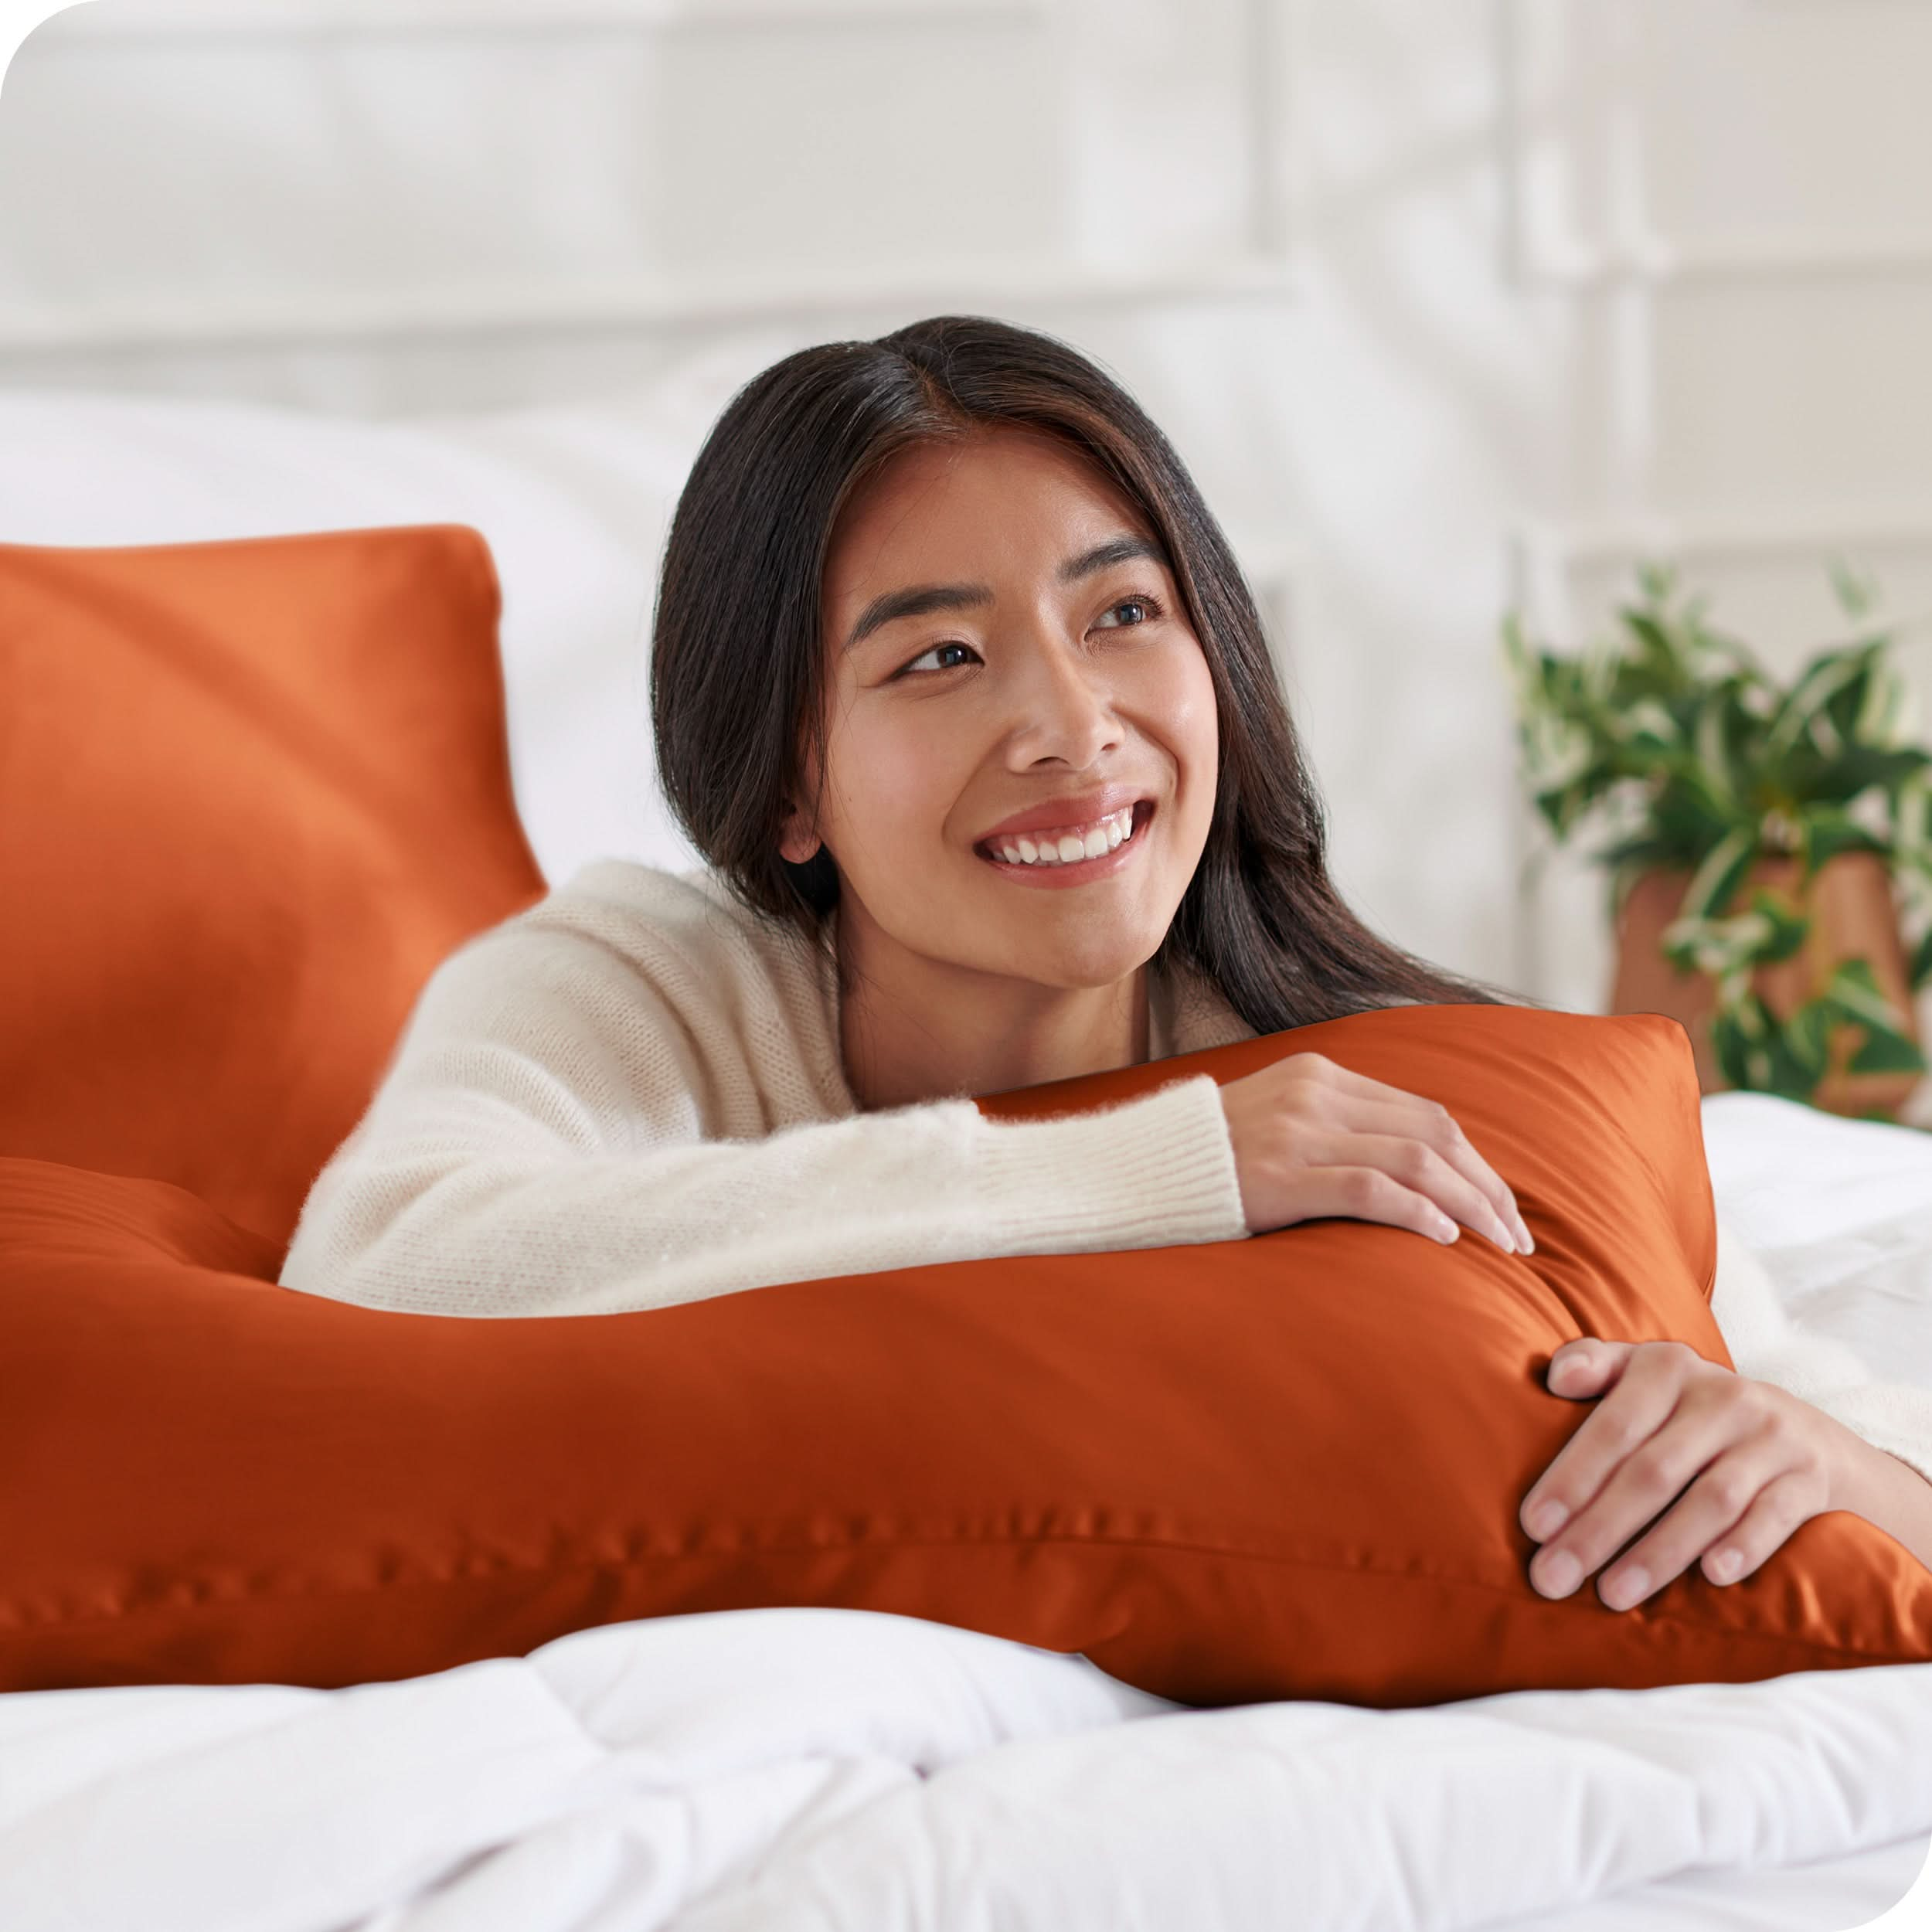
[791,424,1219,992]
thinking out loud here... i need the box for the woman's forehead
[825,427,1150,596]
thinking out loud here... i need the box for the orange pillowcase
[0,527,546,1247]
[4,1005,1928,1702]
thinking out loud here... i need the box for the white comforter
[4,1092,1930,1932]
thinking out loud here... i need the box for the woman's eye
[897,641,980,677]
[891,597,1161,676]
[1094,594,1164,630]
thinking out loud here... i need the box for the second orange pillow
[4,1002,1928,1702]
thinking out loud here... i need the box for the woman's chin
[992,929,1161,992]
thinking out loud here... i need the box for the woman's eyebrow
[842,533,1168,654]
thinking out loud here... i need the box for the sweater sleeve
[1709,1213,1932,1488]
[277,917,1250,1318]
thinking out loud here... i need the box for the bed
[1,386,1928,1932]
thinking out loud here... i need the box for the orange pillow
[4,1005,1928,1702]
[0,527,546,1247]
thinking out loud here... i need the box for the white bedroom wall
[3,0,1930,1089]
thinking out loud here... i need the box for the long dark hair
[650,314,1529,1033]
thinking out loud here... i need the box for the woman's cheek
[831,715,968,867]
[1143,641,1219,800]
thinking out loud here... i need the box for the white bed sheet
[1508,1835,1930,1932]
[2,1090,1930,1932]
[5,1612,1929,1932]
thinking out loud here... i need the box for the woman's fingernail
[1434,1214,1459,1243]
[1515,1216,1535,1255]
[1709,1548,1742,1584]
[1526,1498,1568,1540]
[1602,1566,1650,1611]
[1538,1549,1581,1597]
[1490,1218,1516,1253]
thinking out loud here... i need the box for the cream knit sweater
[280,859,1932,1487]
[280,860,1255,1319]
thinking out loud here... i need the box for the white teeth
[986,805,1141,867]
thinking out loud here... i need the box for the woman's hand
[1216,1051,1532,1253]
[1520,1338,1865,1610]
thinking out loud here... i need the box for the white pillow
[0,341,800,886]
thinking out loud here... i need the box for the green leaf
[1648,776,1741,859]
[1709,1005,1756,1090]
[1797,803,1889,873]
[1822,655,1876,735]
[1894,777,1932,872]
[1764,646,1883,763]
[1828,555,1879,620]
[1681,826,1758,922]
[1910,925,1932,992]
[1634,558,1679,607]
[1784,995,1836,1075]
[1597,832,1686,873]
[1797,742,1931,808]
[1709,990,1824,1098]
[1620,608,1684,686]
[1662,910,1772,978]
[1853,657,1920,749]
[1819,956,1926,1075]
[1500,611,1540,702]
[1741,886,1811,964]
[1610,697,1682,750]
[1690,689,1742,808]
[1761,1032,1832,1100]
[1824,951,1886,1012]
[1846,1026,1928,1077]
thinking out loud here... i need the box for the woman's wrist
[1826,1427,1932,1574]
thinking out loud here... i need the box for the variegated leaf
[1764,648,1877,761]
[1680,825,1757,922]
[1822,957,1908,1034]
[1847,1026,1927,1077]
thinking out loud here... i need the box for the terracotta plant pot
[1608,849,1923,1120]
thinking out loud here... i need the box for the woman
[281,314,1932,1613]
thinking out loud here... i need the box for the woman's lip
[972,796,1154,859]
[977,799,1155,883]
[973,786,1151,845]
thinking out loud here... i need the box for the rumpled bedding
[2,1090,1929,1932]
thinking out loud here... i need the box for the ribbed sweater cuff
[969,1072,1249,1253]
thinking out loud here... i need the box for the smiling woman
[775,425,1229,1108]
[281,313,1528,1322]
[276,314,1932,1614]
[651,316,1513,1080]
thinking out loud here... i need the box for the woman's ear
[777,801,822,866]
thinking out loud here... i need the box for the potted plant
[1502,561,1932,1122]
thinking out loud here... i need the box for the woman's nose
[1005,637,1123,768]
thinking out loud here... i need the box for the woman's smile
[975,798,1156,888]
